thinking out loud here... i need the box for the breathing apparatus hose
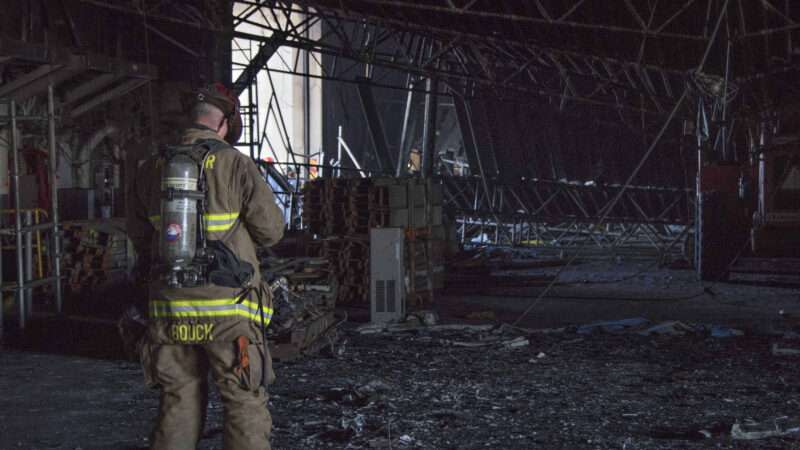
[197,151,213,254]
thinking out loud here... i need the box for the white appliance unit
[370,228,406,324]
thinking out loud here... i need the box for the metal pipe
[34,210,43,278]
[76,124,118,188]
[303,8,311,184]
[337,126,343,178]
[0,221,58,235]
[0,120,3,339]
[24,211,33,316]
[0,115,51,122]
[48,85,62,313]
[421,77,438,177]
[397,76,415,177]
[0,276,60,291]
[336,127,367,177]
[720,34,732,161]
[10,100,25,329]
[695,99,705,276]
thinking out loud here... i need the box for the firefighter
[128,83,284,450]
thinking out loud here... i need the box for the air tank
[160,153,199,268]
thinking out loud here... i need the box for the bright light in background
[230,3,322,178]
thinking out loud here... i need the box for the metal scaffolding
[0,85,63,337]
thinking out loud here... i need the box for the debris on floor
[771,343,800,356]
[464,310,497,321]
[3,319,800,449]
[731,418,800,440]
[576,317,650,334]
[576,317,744,338]
[262,256,342,361]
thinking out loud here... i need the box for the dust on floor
[2,322,799,450]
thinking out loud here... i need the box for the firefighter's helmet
[196,82,242,145]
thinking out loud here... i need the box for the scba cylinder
[160,153,199,268]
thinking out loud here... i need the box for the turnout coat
[128,126,284,345]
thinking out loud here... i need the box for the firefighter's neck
[192,118,228,139]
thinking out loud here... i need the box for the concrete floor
[439,261,800,331]
[1,261,799,449]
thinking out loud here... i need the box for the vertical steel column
[720,36,732,161]
[696,98,706,276]
[356,78,394,173]
[421,77,438,178]
[247,83,256,160]
[0,208,2,339]
[10,100,25,329]
[0,106,4,339]
[24,211,33,316]
[336,126,343,178]
[48,85,62,312]
[303,7,311,184]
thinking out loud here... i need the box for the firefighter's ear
[218,118,230,139]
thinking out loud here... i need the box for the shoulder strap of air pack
[194,138,238,249]
[193,138,229,157]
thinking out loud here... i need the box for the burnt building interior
[1,1,800,448]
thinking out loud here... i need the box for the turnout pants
[145,341,273,450]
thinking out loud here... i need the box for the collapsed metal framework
[225,1,799,254]
[235,2,799,112]
[443,176,692,254]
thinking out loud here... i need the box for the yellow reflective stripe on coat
[147,212,240,232]
[150,297,272,325]
[205,212,239,232]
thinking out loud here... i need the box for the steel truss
[228,1,800,127]
[77,1,800,128]
[441,176,693,255]
[234,1,685,121]
[227,1,792,260]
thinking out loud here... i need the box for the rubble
[576,317,744,338]
[710,325,745,338]
[260,326,799,449]
[576,317,650,334]
[638,320,701,336]
[731,418,800,440]
[771,343,800,356]
[261,255,342,361]
[3,322,799,449]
